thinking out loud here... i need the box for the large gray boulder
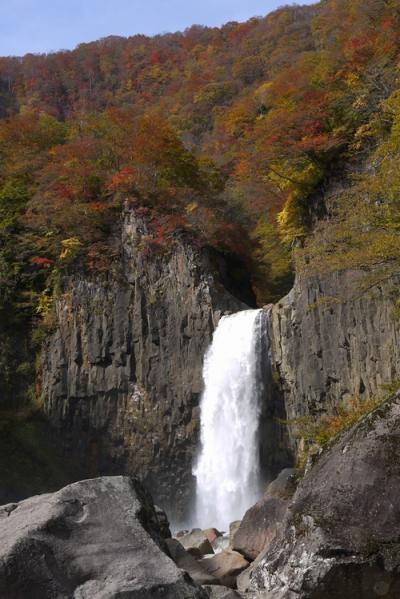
[248,394,400,598]
[0,476,206,599]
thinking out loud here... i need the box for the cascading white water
[193,309,265,531]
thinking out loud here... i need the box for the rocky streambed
[3,392,400,598]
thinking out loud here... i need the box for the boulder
[0,476,207,599]
[232,496,287,562]
[228,520,241,545]
[166,538,219,586]
[179,528,214,557]
[264,468,299,500]
[204,527,222,545]
[232,469,299,561]
[200,549,249,588]
[249,394,400,598]
[236,549,267,594]
[213,534,230,554]
[176,529,190,538]
[202,585,243,598]
[154,503,172,539]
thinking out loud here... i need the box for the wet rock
[232,469,299,561]
[179,528,214,557]
[200,549,249,588]
[166,538,218,586]
[249,393,400,598]
[0,476,207,599]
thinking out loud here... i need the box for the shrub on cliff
[288,383,400,468]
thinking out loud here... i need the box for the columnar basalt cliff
[270,268,400,430]
[41,211,250,520]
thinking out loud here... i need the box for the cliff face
[41,210,400,522]
[271,268,400,429]
[41,212,247,520]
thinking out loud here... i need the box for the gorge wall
[270,268,400,440]
[41,209,400,521]
[41,211,250,520]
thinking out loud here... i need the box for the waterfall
[193,308,266,531]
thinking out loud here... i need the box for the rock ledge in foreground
[248,393,400,599]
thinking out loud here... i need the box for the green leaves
[0,180,29,230]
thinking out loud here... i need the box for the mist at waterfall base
[193,309,266,531]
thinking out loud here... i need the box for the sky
[0,0,316,57]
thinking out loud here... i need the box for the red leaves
[88,201,109,212]
[381,17,395,33]
[134,206,151,217]
[302,119,323,136]
[264,134,280,147]
[106,167,137,193]
[149,51,163,65]
[30,256,54,267]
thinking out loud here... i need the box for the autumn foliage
[0,0,399,301]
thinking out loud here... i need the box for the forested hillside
[1,0,400,411]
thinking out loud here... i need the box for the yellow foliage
[299,89,400,277]
[253,218,292,276]
[59,237,82,260]
[185,201,198,214]
[264,159,322,243]
[36,291,53,317]
[277,196,307,243]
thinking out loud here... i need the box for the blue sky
[0,0,316,56]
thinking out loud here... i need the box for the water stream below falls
[193,308,266,531]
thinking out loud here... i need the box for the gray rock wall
[41,212,246,520]
[271,268,400,435]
